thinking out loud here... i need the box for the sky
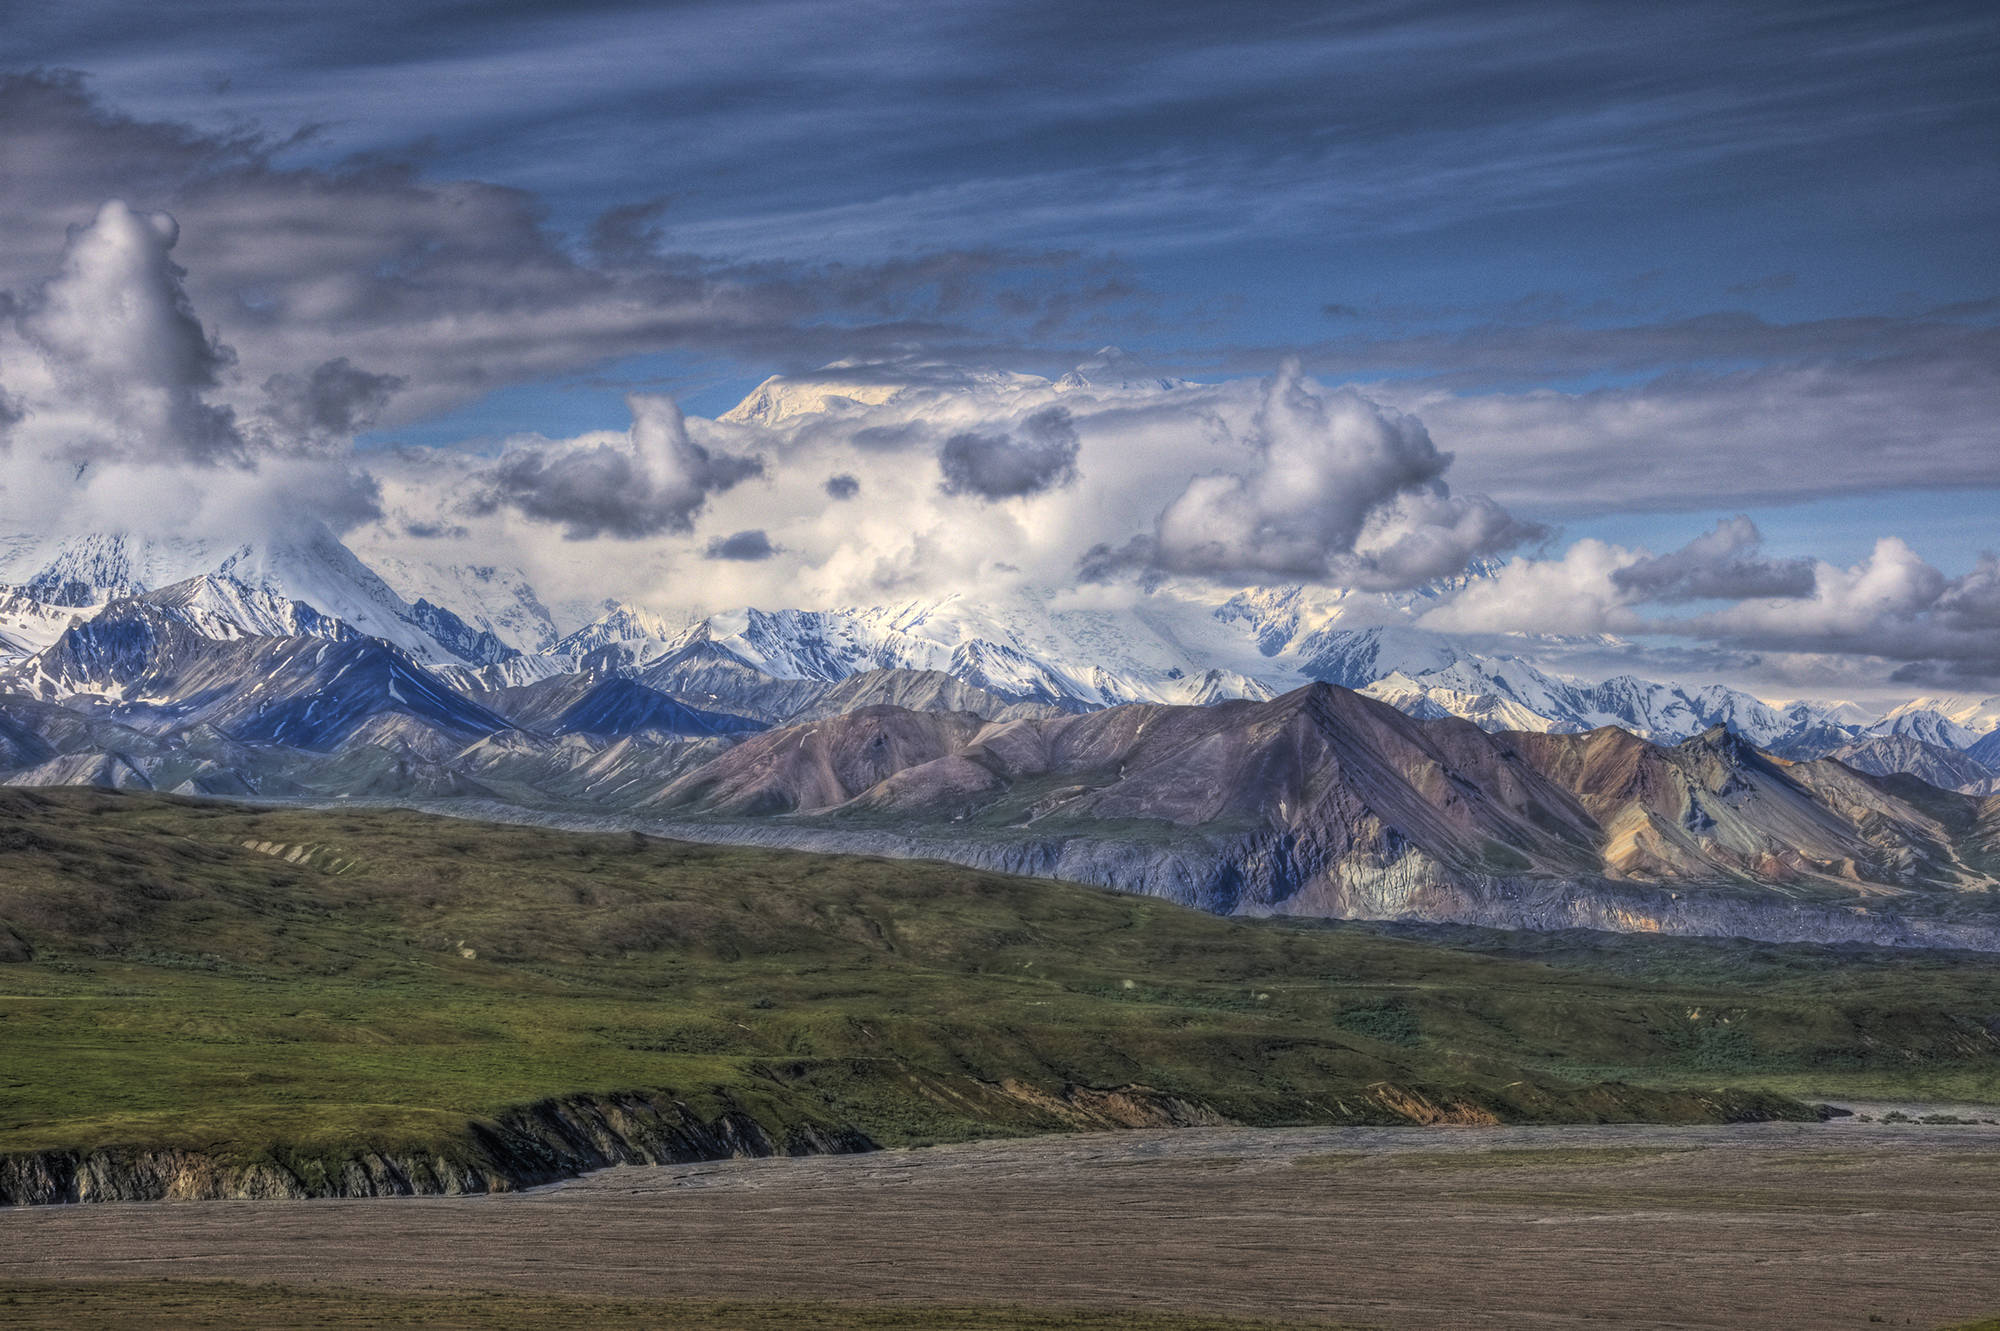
[0,0,1996,700]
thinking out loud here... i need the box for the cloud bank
[1080,362,1539,589]
[468,396,762,540]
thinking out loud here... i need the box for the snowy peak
[2,525,516,670]
[210,524,487,666]
[720,373,908,428]
[1053,347,1193,393]
[547,601,690,671]
[145,573,354,644]
[1870,696,2000,749]
[365,556,562,656]
[11,530,218,606]
[1831,734,1998,794]
[1343,647,1869,754]
[720,360,1054,427]
[1291,624,1476,689]
[8,594,513,751]
[0,589,81,659]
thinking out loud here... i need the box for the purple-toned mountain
[653,685,2000,948]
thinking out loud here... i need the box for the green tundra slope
[2,788,1998,1201]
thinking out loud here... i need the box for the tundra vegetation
[2,788,2000,1198]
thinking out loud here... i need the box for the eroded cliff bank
[0,1074,1818,1206]
[0,1091,869,1206]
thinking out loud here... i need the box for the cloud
[1610,516,1815,601]
[1936,553,2000,632]
[823,473,860,500]
[851,422,936,452]
[705,529,779,561]
[1367,331,2000,513]
[1694,539,1945,649]
[1419,539,1649,637]
[0,192,394,554]
[937,405,1079,500]
[1418,527,2000,686]
[1082,362,1535,588]
[468,394,762,540]
[1685,539,2000,673]
[261,357,406,438]
[0,74,1137,438]
[2,198,246,466]
[1419,518,1812,637]
[1345,491,1545,591]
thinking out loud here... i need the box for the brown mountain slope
[651,685,2000,946]
[661,686,1605,879]
[659,706,990,816]
[1499,726,1981,891]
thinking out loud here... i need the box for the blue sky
[15,2,1993,333]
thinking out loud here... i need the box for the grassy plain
[3,787,2000,1174]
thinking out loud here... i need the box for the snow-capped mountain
[0,588,81,659]
[4,530,218,607]
[1053,346,1195,393]
[1830,734,1999,795]
[491,585,1884,759]
[530,591,1280,712]
[365,555,564,656]
[1351,654,1874,755]
[722,348,1194,431]
[721,361,1053,429]
[553,602,692,660]
[0,524,513,669]
[4,503,1994,812]
[1867,696,2000,751]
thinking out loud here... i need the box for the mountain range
[5,365,2000,950]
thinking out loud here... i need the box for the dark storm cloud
[472,442,758,540]
[9,2,1991,269]
[823,473,860,500]
[403,519,471,540]
[937,406,1079,500]
[704,529,779,561]
[0,73,1122,433]
[261,358,406,437]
